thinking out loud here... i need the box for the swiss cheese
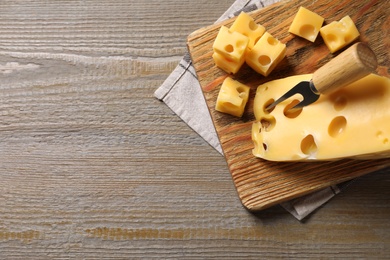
[215,77,250,117]
[230,12,266,50]
[320,15,360,53]
[288,7,324,42]
[245,32,286,76]
[212,52,242,75]
[212,25,249,74]
[252,74,390,161]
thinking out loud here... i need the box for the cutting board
[187,0,390,211]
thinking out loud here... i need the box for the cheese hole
[344,33,354,44]
[376,131,389,145]
[225,44,234,53]
[263,98,275,113]
[236,86,247,97]
[262,143,268,151]
[328,116,347,138]
[283,99,302,118]
[249,20,258,31]
[267,36,278,46]
[299,24,316,41]
[221,102,236,110]
[324,34,341,49]
[260,116,276,132]
[258,55,271,66]
[300,134,317,155]
[333,96,347,111]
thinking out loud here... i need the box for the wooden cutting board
[187,0,390,211]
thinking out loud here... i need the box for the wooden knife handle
[312,42,377,94]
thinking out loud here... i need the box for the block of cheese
[212,52,242,75]
[288,7,324,42]
[320,15,360,53]
[230,12,266,50]
[245,32,286,76]
[215,77,250,117]
[252,73,390,161]
[212,25,249,74]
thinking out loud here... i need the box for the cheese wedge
[215,77,250,117]
[252,74,390,161]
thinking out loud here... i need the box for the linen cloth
[154,0,343,220]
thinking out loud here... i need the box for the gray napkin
[154,0,342,220]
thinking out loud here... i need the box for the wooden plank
[187,0,390,210]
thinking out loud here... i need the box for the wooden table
[0,0,388,258]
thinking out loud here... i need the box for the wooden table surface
[0,0,388,258]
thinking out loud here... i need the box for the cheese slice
[320,15,360,53]
[230,12,266,50]
[252,74,390,161]
[245,32,286,76]
[215,77,250,117]
[288,7,324,42]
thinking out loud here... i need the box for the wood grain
[0,0,389,258]
[187,0,390,211]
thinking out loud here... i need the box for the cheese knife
[265,42,378,112]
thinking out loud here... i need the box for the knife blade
[266,42,378,112]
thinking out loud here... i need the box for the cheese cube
[320,15,360,53]
[212,25,249,64]
[215,77,250,117]
[212,52,243,74]
[288,7,324,42]
[252,74,390,161]
[245,32,286,76]
[230,12,266,50]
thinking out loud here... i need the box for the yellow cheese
[245,32,286,76]
[252,74,390,161]
[288,7,324,42]
[230,12,266,50]
[320,15,360,53]
[215,77,250,117]
[212,25,249,74]
[212,52,243,74]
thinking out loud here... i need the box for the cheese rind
[288,7,324,42]
[320,15,360,53]
[215,77,250,117]
[252,74,390,161]
[230,12,266,50]
[245,32,286,76]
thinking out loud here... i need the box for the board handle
[312,42,377,94]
